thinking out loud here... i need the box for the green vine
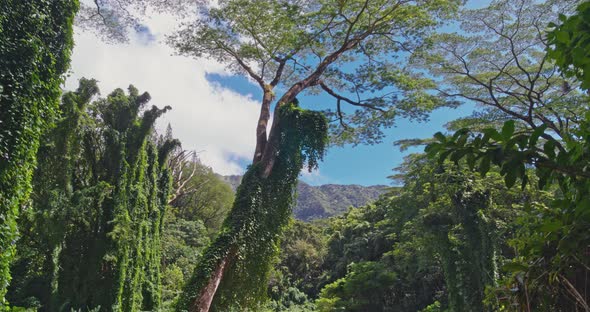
[0,0,78,305]
[7,80,176,312]
[176,102,328,311]
[421,165,499,312]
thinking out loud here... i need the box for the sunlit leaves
[547,1,590,90]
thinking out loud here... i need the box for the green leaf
[504,172,517,188]
[501,120,515,140]
[536,168,551,189]
[433,132,447,143]
[483,128,501,141]
[478,155,491,176]
[424,142,437,154]
[529,125,547,148]
[575,198,590,217]
[520,174,529,190]
[438,150,453,164]
[466,153,476,169]
[555,30,570,43]
[451,128,469,142]
[544,140,556,159]
[450,150,467,163]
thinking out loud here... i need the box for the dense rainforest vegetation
[0,0,589,311]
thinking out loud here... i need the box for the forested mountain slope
[219,175,388,220]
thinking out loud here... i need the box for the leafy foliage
[317,261,396,312]
[270,220,327,299]
[314,153,546,312]
[410,0,586,135]
[427,109,590,311]
[161,214,211,309]
[424,4,590,308]
[548,1,590,89]
[0,0,78,304]
[7,79,176,312]
[169,0,461,146]
[170,161,234,235]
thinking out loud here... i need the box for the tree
[161,214,211,310]
[0,0,78,304]
[74,0,201,42]
[169,159,234,235]
[7,79,177,312]
[169,1,461,310]
[272,220,327,298]
[405,158,499,312]
[316,261,396,312]
[318,195,445,312]
[265,219,327,311]
[410,0,585,135]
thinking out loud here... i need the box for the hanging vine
[177,102,328,311]
[421,165,499,312]
[7,80,177,312]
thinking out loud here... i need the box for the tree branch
[320,81,386,112]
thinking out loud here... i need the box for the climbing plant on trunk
[7,79,177,312]
[169,0,462,310]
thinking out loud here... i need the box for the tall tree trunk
[184,76,327,312]
[185,95,278,312]
[182,28,355,310]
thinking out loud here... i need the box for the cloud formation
[66,15,261,175]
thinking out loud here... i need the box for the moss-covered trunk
[177,103,328,312]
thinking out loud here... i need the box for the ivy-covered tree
[7,79,177,312]
[168,1,461,310]
[399,157,501,312]
[0,0,78,304]
[313,151,547,312]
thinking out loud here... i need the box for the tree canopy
[169,0,461,148]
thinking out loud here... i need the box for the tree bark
[253,86,274,163]
[190,247,236,312]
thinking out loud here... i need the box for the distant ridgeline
[219,175,389,220]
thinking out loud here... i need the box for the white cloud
[299,167,334,185]
[65,16,261,175]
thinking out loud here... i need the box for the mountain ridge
[218,174,388,220]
